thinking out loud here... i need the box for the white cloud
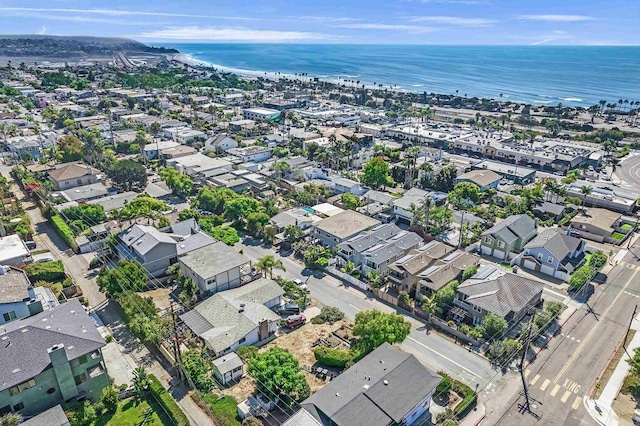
[334,23,433,31]
[138,26,338,42]
[518,14,594,22]
[37,26,46,35]
[0,7,258,21]
[407,16,495,26]
[9,12,153,26]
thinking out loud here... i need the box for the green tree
[182,349,215,392]
[283,225,304,244]
[361,157,389,189]
[132,366,150,397]
[159,167,193,197]
[178,208,201,221]
[57,134,83,162]
[352,310,411,354]
[97,260,147,296]
[108,159,147,191]
[432,165,458,192]
[482,313,508,340]
[209,225,239,245]
[246,211,270,236]
[248,348,310,406]
[448,182,480,205]
[255,254,285,278]
[224,196,262,225]
[341,192,362,210]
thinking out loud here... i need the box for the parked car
[285,314,306,329]
[36,256,54,263]
[25,241,36,250]
[293,278,308,290]
[277,303,301,315]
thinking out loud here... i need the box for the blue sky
[0,0,638,45]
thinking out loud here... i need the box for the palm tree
[421,294,437,314]
[256,255,285,278]
[579,185,593,213]
[132,366,150,397]
[609,157,621,178]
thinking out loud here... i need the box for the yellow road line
[561,390,572,403]
[531,374,540,385]
[550,384,561,397]
[540,379,550,391]
[572,396,581,410]
[553,269,639,384]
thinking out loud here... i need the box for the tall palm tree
[579,185,593,213]
[609,157,621,178]
[256,255,286,278]
[132,366,150,397]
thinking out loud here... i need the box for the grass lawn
[94,396,173,426]
[621,224,634,231]
[612,232,625,240]
[200,393,241,426]
[500,263,513,271]
[584,252,593,265]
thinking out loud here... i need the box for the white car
[293,278,308,290]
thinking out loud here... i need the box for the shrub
[436,372,453,395]
[104,335,113,343]
[589,250,608,270]
[209,225,240,245]
[311,306,345,324]
[569,264,592,289]
[236,345,259,361]
[198,392,241,426]
[51,214,78,250]
[100,387,118,413]
[24,260,66,282]
[314,346,352,368]
[454,392,477,418]
[148,374,189,426]
[461,264,478,281]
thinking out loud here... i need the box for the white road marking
[531,374,540,385]
[348,304,361,311]
[407,336,481,378]
[572,396,581,410]
[540,379,550,391]
[561,390,571,403]
[550,384,561,397]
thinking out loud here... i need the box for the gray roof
[458,270,544,317]
[283,409,323,426]
[363,190,396,206]
[301,343,441,426]
[165,218,199,237]
[482,214,536,245]
[0,267,31,304]
[532,202,565,216]
[419,251,479,292]
[180,278,283,353]
[338,224,401,253]
[176,231,217,256]
[389,240,456,275]
[314,210,380,240]
[524,228,583,260]
[87,191,138,211]
[119,224,176,256]
[362,231,423,264]
[179,243,251,280]
[21,405,69,426]
[212,352,244,375]
[391,187,429,211]
[0,300,105,392]
[59,182,109,202]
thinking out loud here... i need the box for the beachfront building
[242,107,280,122]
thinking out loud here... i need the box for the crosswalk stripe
[530,374,540,385]
[572,396,581,410]
[561,390,571,403]
[550,384,561,397]
[540,379,550,391]
[524,369,531,379]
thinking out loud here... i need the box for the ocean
[165,44,640,107]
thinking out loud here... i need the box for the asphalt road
[492,247,640,426]
[614,152,640,188]
[237,237,499,389]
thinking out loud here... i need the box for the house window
[484,237,492,244]
[74,373,87,386]
[537,253,543,260]
[473,305,482,313]
[12,403,24,412]
[547,256,554,263]
[2,311,17,322]
[9,379,36,396]
[497,241,505,249]
[77,179,83,185]
[238,337,246,344]
[525,249,530,255]
[72,354,88,367]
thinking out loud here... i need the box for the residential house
[161,145,197,160]
[471,160,536,185]
[0,235,31,266]
[48,163,101,191]
[480,214,538,261]
[0,267,44,325]
[242,107,280,121]
[0,300,109,417]
[454,169,501,190]
[59,183,110,203]
[514,228,586,281]
[180,278,284,356]
[212,353,244,386]
[205,134,238,152]
[8,137,42,161]
[391,188,439,223]
[387,241,456,293]
[286,343,442,426]
[566,180,639,214]
[117,220,216,277]
[337,224,422,276]
[313,210,381,249]
[143,141,180,161]
[454,266,544,325]
[167,153,233,178]
[331,176,366,195]
[21,405,69,426]
[269,208,322,234]
[532,202,566,221]
[227,146,272,163]
[415,251,480,299]
[568,208,632,243]
[179,243,253,295]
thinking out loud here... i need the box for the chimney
[48,344,79,401]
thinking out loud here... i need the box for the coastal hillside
[0,35,178,58]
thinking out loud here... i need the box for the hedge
[24,260,66,282]
[314,346,352,368]
[51,214,78,251]
[148,374,190,426]
[452,379,477,419]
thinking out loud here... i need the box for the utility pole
[170,303,184,381]
[624,305,638,353]
[518,311,540,419]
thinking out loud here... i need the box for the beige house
[48,163,101,191]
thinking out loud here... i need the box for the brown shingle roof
[48,163,99,182]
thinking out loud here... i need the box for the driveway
[237,237,497,388]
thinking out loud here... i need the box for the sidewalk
[460,401,486,426]
[584,315,640,425]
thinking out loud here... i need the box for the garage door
[523,260,537,271]
[493,250,506,260]
[482,245,492,256]
[541,265,555,276]
[555,271,569,281]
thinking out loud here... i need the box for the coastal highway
[116,51,134,68]
[614,152,640,188]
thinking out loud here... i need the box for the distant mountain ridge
[0,35,179,58]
